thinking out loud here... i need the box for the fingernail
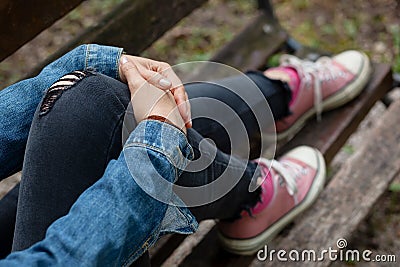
[159,78,172,88]
[121,56,128,64]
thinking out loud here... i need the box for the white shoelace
[280,55,342,121]
[257,158,300,197]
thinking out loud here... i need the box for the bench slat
[0,0,84,61]
[254,98,400,267]
[149,235,186,266]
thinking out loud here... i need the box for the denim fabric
[0,44,123,180]
[12,72,133,251]
[188,71,291,159]
[0,44,123,258]
[1,71,259,266]
[0,44,291,264]
[0,120,197,266]
[0,184,18,258]
[7,70,268,247]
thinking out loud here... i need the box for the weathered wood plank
[27,0,207,78]
[0,0,84,61]
[252,99,400,267]
[278,64,393,164]
[149,235,186,266]
[179,226,255,267]
[161,220,217,267]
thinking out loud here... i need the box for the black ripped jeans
[0,71,291,259]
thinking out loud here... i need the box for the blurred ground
[1,0,399,265]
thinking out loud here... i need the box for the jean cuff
[125,120,194,173]
[85,44,124,80]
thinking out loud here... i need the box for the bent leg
[12,72,131,251]
[12,70,290,251]
[180,72,292,219]
[186,71,291,159]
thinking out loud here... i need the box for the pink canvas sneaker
[266,50,371,140]
[218,146,326,255]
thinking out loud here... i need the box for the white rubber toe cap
[282,146,324,170]
[332,50,367,75]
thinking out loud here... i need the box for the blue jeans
[2,118,197,266]
[0,45,290,265]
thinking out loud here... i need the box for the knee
[31,71,132,152]
[28,72,132,162]
[39,71,130,118]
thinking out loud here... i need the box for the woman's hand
[119,56,188,134]
[119,55,191,128]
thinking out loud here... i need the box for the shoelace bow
[280,55,342,121]
[257,158,302,196]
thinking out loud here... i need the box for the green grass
[142,0,256,64]
[343,19,358,40]
[266,53,282,67]
[390,25,400,74]
[292,0,311,10]
[342,144,355,155]
[389,182,400,193]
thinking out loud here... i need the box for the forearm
[0,44,123,179]
[0,120,194,266]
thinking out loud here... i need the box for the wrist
[146,92,186,134]
[144,115,186,135]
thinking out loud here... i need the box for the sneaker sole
[218,147,326,255]
[276,52,372,141]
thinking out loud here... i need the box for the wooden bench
[1,0,395,266]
